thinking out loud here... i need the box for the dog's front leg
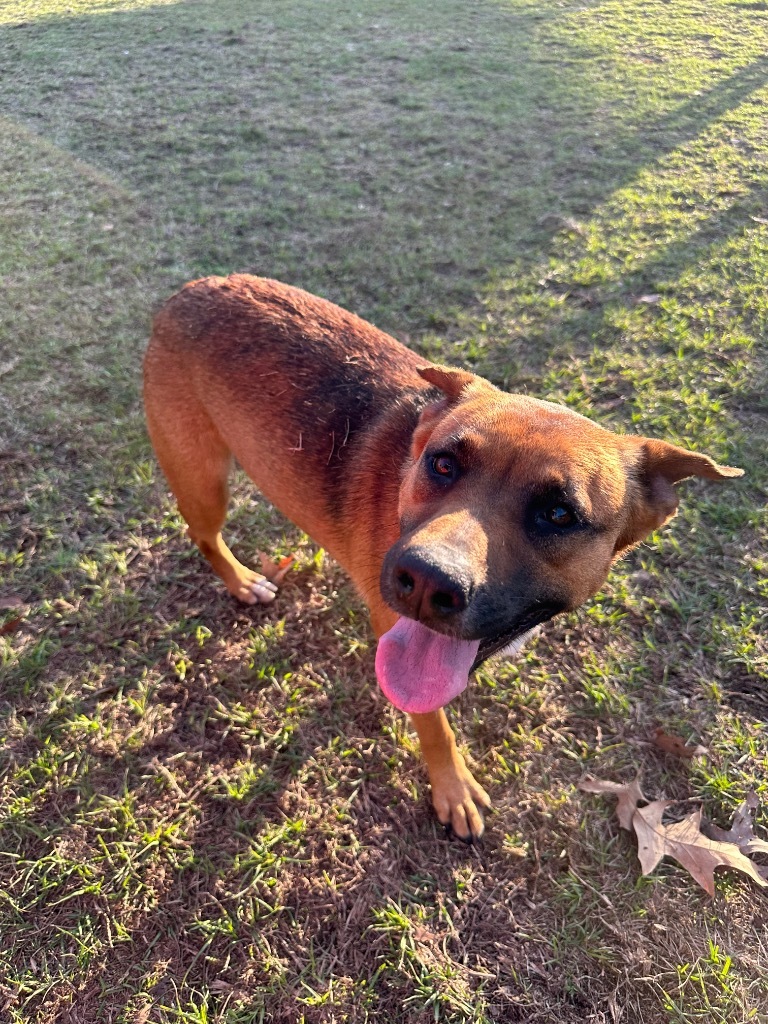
[410,710,491,841]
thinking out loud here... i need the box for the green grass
[1,0,767,1021]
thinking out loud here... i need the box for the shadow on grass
[2,0,767,332]
[1,541,489,1019]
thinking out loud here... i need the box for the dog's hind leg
[144,360,277,606]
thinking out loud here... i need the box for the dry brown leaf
[257,552,296,584]
[578,777,645,830]
[652,728,708,759]
[209,980,234,994]
[0,595,25,610]
[128,1004,152,1024]
[702,792,768,868]
[634,804,768,896]
[581,779,768,895]
[0,616,22,636]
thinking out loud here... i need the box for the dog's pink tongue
[375,617,480,714]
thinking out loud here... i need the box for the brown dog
[144,275,742,840]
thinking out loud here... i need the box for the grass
[1,0,767,1020]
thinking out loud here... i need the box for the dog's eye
[528,495,589,541]
[542,504,577,528]
[429,453,457,481]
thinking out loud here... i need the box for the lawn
[1,0,767,1021]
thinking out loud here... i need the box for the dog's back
[144,274,430,565]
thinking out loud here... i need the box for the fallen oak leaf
[634,804,768,896]
[652,728,708,760]
[702,792,768,867]
[632,797,672,869]
[578,776,645,830]
[745,840,768,871]
[703,791,758,845]
[580,781,768,894]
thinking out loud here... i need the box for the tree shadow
[1,541,496,1021]
[2,0,767,332]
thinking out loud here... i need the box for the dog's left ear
[615,438,744,554]
[417,364,490,402]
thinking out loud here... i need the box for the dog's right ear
[412,364,496,460]
[417,364,481,401]
[409,365,470,461]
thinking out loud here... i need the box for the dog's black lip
[471,602,565,672]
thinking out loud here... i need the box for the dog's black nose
[392,549,470,622]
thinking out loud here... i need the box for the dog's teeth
[495,624,542,659]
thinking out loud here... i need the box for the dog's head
[375,364,743,713]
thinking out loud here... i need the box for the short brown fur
[144,275,742,839]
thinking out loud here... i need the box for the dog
[144,274,742,840]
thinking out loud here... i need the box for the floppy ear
[417,363,485,401]
[615,438,744,554]
[409,365,487,460]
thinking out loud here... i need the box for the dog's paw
[248,576,278,603]
[231,570,278,605]
[430,759,491,842]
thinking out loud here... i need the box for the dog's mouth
[472,601,565,671]
[375,602,564,715]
